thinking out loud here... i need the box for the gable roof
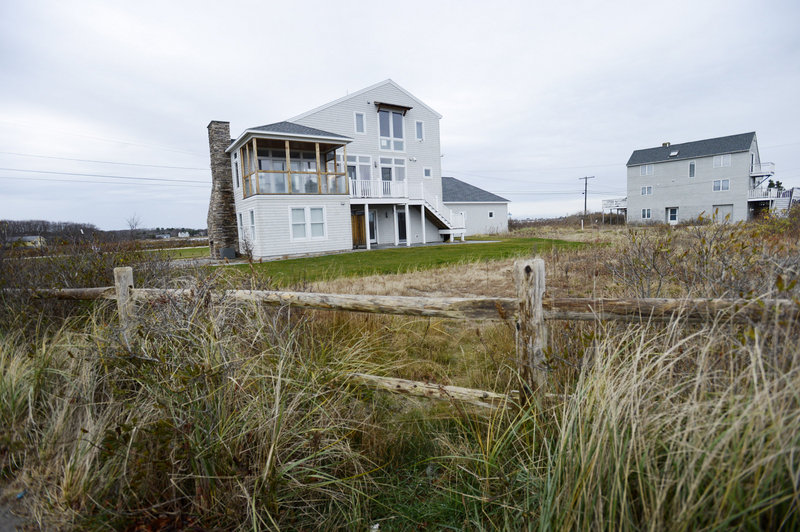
[251,121,350,139]
[442,176,509,203]
[627,132,756,166]
[289,79,443,121]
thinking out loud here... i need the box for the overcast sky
[1,0,798,230]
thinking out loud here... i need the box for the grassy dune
[2,221,799,529]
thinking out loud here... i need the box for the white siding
[237,195,352,258]
[626,150,753,224]
[444,202,509,235]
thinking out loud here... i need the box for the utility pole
[578,176,595,217]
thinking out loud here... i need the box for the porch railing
[750,162,775,176]
[349,179,408,199]
[749,187,789,200]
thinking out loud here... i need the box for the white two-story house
[625,132,778,224]
[206,80,501,259]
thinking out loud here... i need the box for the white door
[666,207,678,225]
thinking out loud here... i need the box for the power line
[0,151,208,171]
[0,175,208,188]
[0,167,209,184]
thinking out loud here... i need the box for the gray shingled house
[442,176,509,235]
[626,132,779,224]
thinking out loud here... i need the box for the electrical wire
[0,167,208,184]
[0,175,208,188]
[0,151,208,171]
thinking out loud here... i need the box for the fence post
[114,267,134,331]
[514,258,549,398]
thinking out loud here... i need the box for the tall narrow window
[415,121,424,141]
[233,153,240,188]
[354,112,365,134]
[237,212,243,238]
[379,110,404,151]
[249,210,256,242]
[688,161,695,178]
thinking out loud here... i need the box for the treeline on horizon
[0,219,206,242]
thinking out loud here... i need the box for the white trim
[488,210,494,219]
[354,112,366,135]
[713,154,732,168]
[415,120,424,141]
[226,129,352,153]
[688,160,696,178]
[641,208,651,219]
[287,79,443,122]
[713,179,730,191]
[288,205,328,242]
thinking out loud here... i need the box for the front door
[397,211,407,242]
[351,212,366,248]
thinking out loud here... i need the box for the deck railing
[750,162,775,176]
[349,179,408,199]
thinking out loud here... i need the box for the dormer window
[379,110,404,151]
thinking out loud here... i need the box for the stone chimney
[207,121,239,258]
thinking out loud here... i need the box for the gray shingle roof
[251,121,350,140]
[442,176,509,203]
[627,132,755,166]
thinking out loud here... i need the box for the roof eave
[226,129,353,154]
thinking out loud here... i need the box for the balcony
[748,187,790,200]
[750,162,775,177]
[350,179,408,199]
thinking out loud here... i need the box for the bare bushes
[608,222,800,298]
[0,242,173,329]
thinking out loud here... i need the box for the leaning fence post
[514,258,549,398]
[113,267,135,331]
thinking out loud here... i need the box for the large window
[713,179,730,191]
[379,157,405,181]
[379,110,404,151]
[640,164,654,176]
[290,207,326,241]
[713,154,731,168]
[641,186,653,195]
[342,154,372,180]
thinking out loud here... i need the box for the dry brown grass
[313,240,620,299]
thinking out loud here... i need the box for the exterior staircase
[423,199,466,241]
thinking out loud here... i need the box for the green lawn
[233,237,582,287]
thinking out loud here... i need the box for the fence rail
[18,285,798,324]
[6,261,799,408]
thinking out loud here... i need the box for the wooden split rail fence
[6,259,800,408]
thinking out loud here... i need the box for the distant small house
[442,176,509,236]
[155,234,171,239]
[6,235,46,248]
[177,231,190,238]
